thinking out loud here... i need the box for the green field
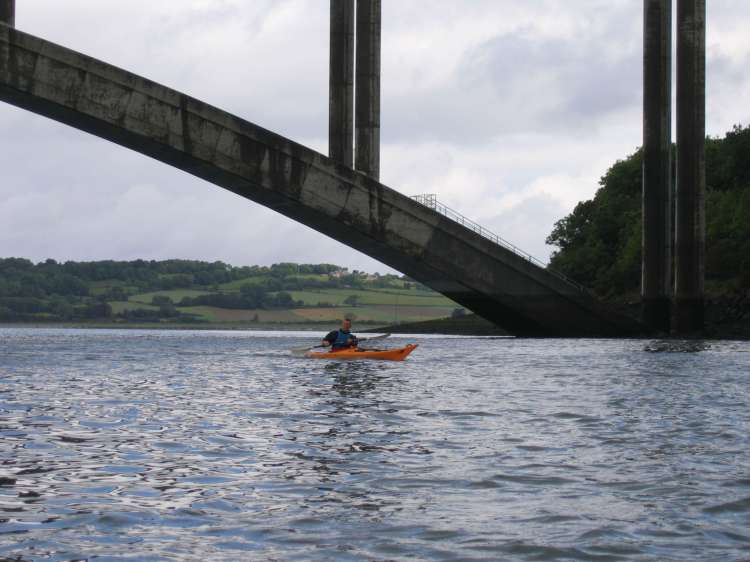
[286,288,453,307]
[293,304,456,324]
[106,303,457,325]
[218,273,332,291]
[218,276,270,291]
[176,306,300,323]
[106,284,459,325]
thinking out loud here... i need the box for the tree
[344,294,361,307]
[49,297,73,320]
[240,283,267,308]
[274,291,295,307]
[158,302,179,318]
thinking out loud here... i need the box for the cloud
[2,0,750,272]
[384,26,641,144]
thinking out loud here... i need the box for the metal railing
[410,193,589,293]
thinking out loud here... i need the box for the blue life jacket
[332,329,356,350]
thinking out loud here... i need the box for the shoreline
[0,321,376,332]
[3,314,748,340]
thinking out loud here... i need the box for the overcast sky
[1,0,749,273]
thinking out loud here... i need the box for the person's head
[341,318,352,331]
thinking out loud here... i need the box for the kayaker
[322,318,358,351]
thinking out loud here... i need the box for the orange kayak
[306,343,418,361]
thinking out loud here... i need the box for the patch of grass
[294,304,456,324]
[217,276,269,291]
[287,288,454,307]
[291,308,353,323]
[170,303,455,325]
[175,306,219,321]
[289,274,331,282]
[176,306,304,323]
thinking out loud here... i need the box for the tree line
[0,258,407,322]
[0,259,344,296]
[546,124,750,298]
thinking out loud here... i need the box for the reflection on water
[643,339,712,353]
[0,328,749,561]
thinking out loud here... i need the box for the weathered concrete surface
[0,0,14,26]
[674,0,706,333]
[329,0,354,167]
[354,0,380,180]
[642,0,672,333]
[0,25,647,336]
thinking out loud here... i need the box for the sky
[1,0,749,273]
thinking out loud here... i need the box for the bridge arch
[0,25,644,336]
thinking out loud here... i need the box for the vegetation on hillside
[546,124,750,298]
[0,259,457,325]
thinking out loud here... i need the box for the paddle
[290,333,390,356]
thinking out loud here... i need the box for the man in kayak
[322,318,358,351]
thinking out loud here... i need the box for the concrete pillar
[329,0,354,167]
[641,0,672,333]
[0,0,15,26]
[355,0,381,180]
[673,0,706,333]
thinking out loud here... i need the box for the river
[1,327,749,561]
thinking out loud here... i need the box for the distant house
[328,269,349,279]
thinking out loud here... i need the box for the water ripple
[1,328,749,560]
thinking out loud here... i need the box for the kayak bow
[305,343,418,361]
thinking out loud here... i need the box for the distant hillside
[0,259,461,327]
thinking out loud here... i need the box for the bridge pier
[641,0,672,333]
[329,0,354,167]
[0,0,14,26]
[673,0,706,334]
[355,0,381,180]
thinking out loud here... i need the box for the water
[1,328,749,561]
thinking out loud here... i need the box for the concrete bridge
[0,23,646,337]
